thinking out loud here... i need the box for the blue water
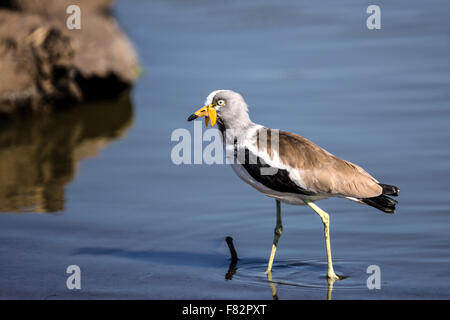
[0,0,449,299]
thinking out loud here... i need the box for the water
[0,0,449,299]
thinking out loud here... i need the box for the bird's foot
[327,271,346,281]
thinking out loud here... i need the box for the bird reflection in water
[225,237,238,280]
[0,92,133,213]
[224,236,338,300]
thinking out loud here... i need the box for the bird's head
[187,90,250,129]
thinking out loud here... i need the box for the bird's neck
[217,112,254,133]
[218,118,260,147]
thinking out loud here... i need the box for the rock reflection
[0,93,133,213]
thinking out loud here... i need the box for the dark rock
[0,0,139,115]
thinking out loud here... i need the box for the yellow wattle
[208,107,217,127]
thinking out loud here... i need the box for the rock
[0,0,139,114]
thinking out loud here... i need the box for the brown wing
[277,131,382,198]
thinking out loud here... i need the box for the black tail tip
[362,194,398,214]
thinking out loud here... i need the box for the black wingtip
[379,183,400,197]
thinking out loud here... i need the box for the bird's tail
[360,183,399,214]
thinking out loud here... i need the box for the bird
[187,89,399,281]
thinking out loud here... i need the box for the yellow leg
[265,200,282,274]
[266,271,279,300]
[327,277,336,300]
[304,200,340,281]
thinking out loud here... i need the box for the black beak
[187,114,198,121]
